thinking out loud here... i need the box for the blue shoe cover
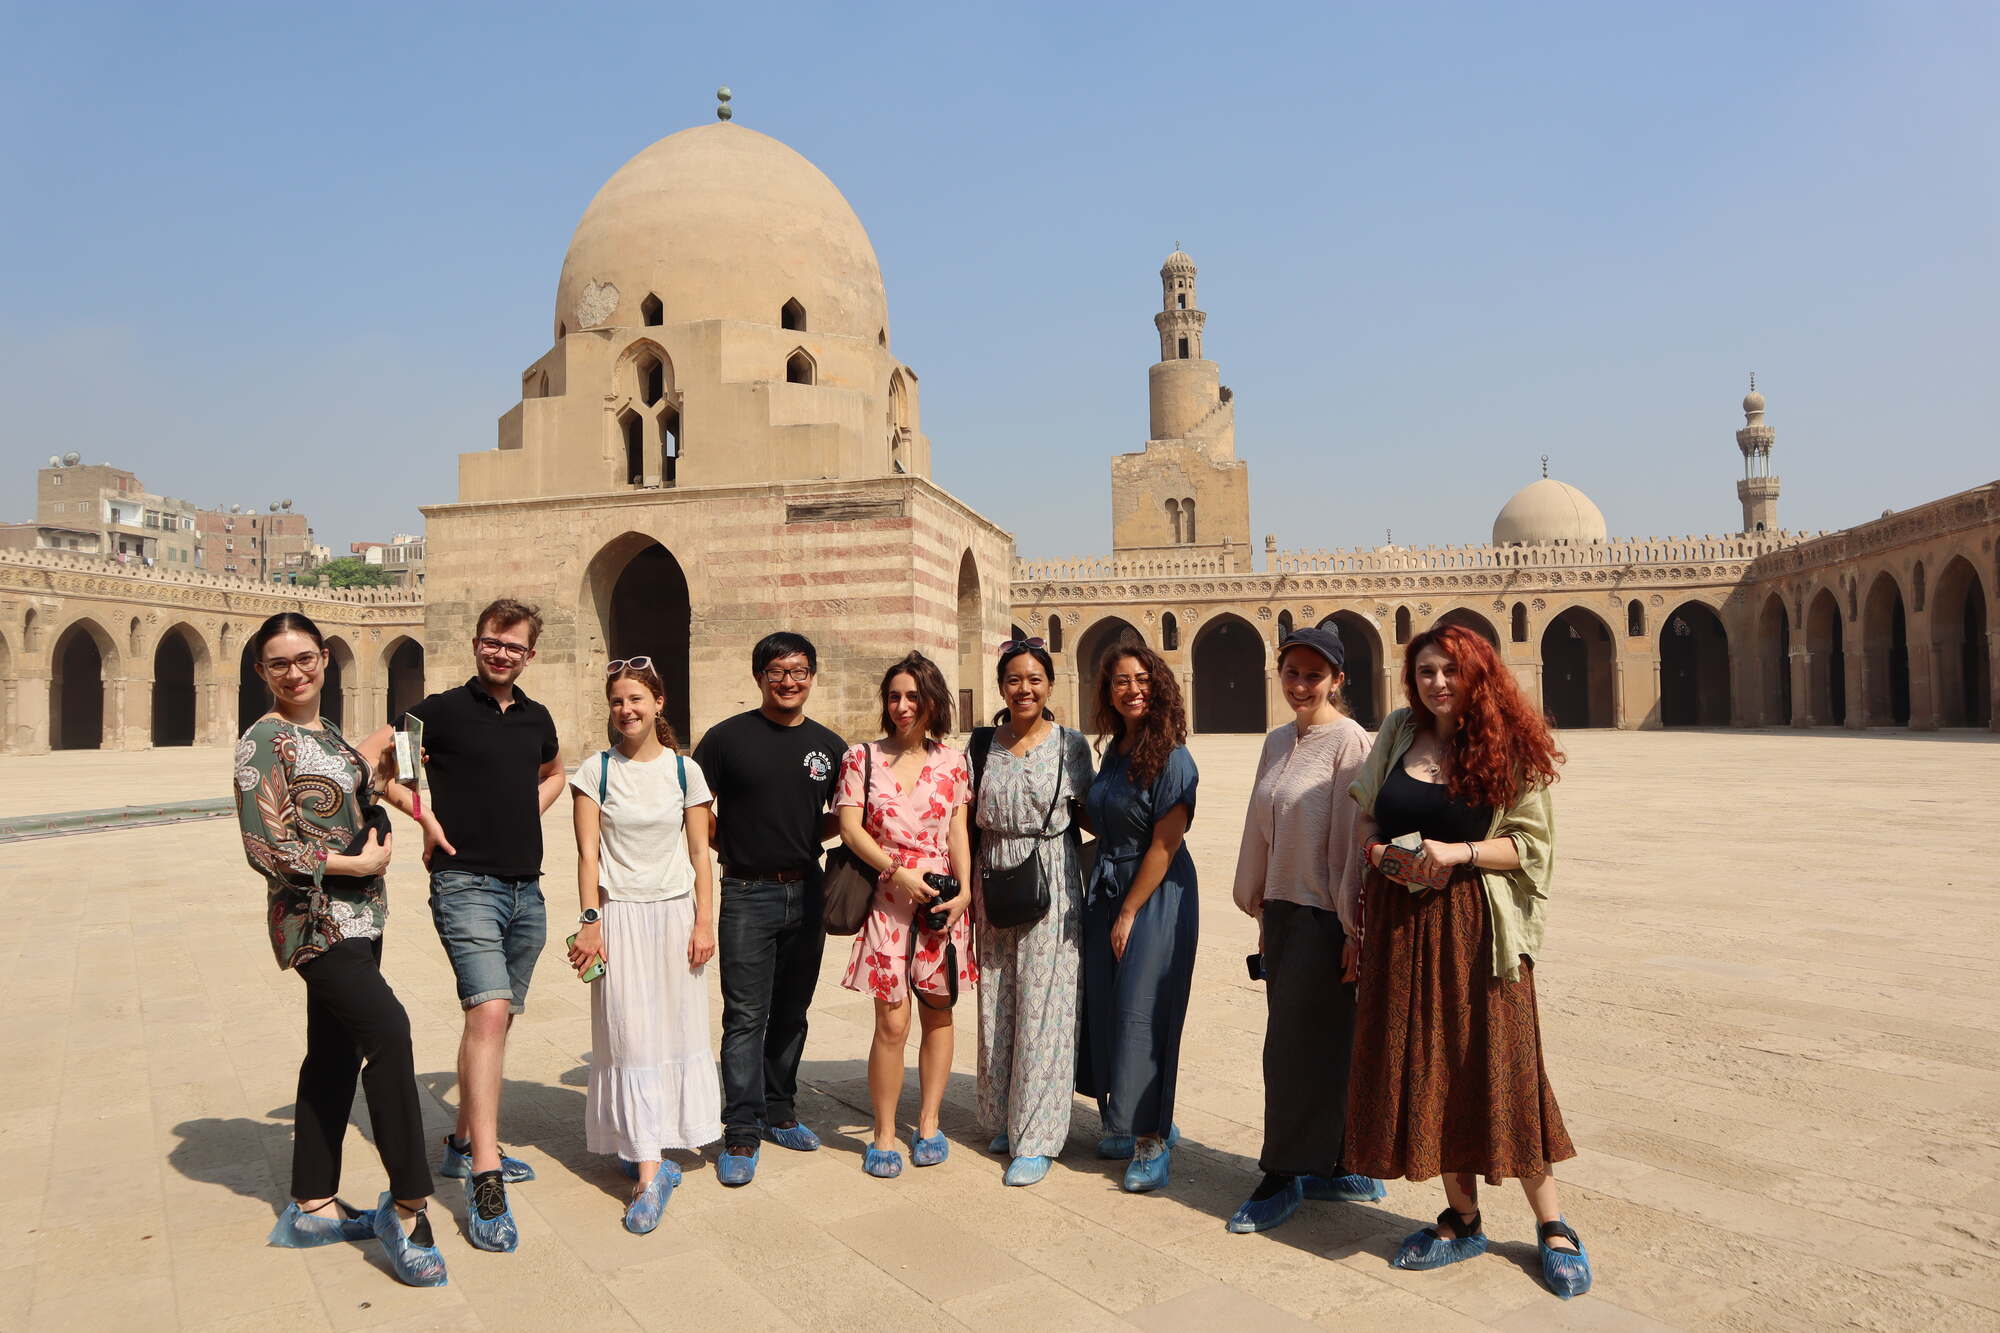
[911,1132,948,1167]
[617,1156,684,1184]
[762,1120,821,1152]
[267,1198,375,1247]
[1539,1218,1593,1299]
[863,1145,904,1178]
[1098,1122,1179,1160]
[370,1192,448,1286]
[1391,1209,1487,1271]
[1226,1177,1304,1233]
[1304,1172,1387,1203]
[988,1130,1010,1155]
[463,1174,519,1253]
[1004,1155,1051,1187]
[1122,1138,1171,1193]
[622,1165,678,1235]
[717,1145,760,1186]
[438,1136,535,1182]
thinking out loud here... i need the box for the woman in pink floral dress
[836,652,975,1178]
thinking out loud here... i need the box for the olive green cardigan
[1348,708,1555,982]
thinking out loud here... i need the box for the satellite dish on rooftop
[230,504,241,514]
[62,452,79,467]
[281,499,293,510]
[47,455,59,468]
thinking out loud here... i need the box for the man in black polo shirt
[692,631,846,1186]
[376,597,562,1252]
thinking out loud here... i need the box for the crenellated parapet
[0,547,426,608]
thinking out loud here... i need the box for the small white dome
[1493,478,1608,546]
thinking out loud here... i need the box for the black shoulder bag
[821,744,876,936]
[974,725,1066,929]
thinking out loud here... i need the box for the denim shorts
[428,871,547,1013]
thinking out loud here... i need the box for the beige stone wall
[0,550,425,753]
[421,474,1012,759]
[1110,439,1251,561]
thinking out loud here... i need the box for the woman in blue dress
[1079,643,1199,1193]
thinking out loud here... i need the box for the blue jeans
[429,872,547,1013]
[716,876,825,1146]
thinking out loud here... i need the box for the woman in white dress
[567,658,721,1233]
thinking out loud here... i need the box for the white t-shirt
[567,747,714,902]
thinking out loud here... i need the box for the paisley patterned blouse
[234,716,385,970]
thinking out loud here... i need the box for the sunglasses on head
[605,657,654,675]
[998,637,1047,655]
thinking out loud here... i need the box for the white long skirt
[587,896,723,1157]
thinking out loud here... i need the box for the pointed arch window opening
[1627,599,1645,637]
[786,349,816,385]
[1047,618,1063,653]
[781,299,807,332]
[1162,612,1180,652]
[1165,498,1183,544]
[1182,497,1196,543]
[620,409,644,487]
[639,355,665,407]
[640,293,663,326]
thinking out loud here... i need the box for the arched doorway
[238,642,267,732]
[1192,613,1265,734]
[1320,611,1383,729]
[956,551,981,731]
[1435,608,1500,647]
[1659,602,1731,727]
[1861,572,1910,727]
[322,636,356,731]
[1756,594,1792,727]
[385,638,426,728]
[1805,589,1845,725]
[0,631,12,752]
[1931,557,1991,726]
[591,536,691,744]
[151,626,201,746]
[51,621,110,750]
[1074,617,1145,729]
[1540,607,1614,729]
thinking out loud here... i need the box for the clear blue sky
[2,1,1993,559]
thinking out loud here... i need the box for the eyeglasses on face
[261,651,323,678]
[998,637,1046,655]
[606,657,654,675]
[1109,673,1152,690]
[762,667,813,684]
[476,635,533,659]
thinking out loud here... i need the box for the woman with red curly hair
[1345,624,1591,1300]
[1078,644,1199,1194]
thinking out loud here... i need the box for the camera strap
[906,909,959,1011]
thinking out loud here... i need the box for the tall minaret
[1736,374,1780,533]
[1147,249,1232,455]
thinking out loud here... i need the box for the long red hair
[1402,624,1562,808]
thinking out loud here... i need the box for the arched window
[1395,606,1412,645]
[638,354,665,407]
[1627,599,1645,637]
[1177,336,1190,359]
[1046,618,1063,653]
[786,349,815,385]
[620,409,644,486]
[1182,497,1196,543]
[1277,610,1294,640]
[1176,293,1186,309]
[640,293,663,326]
[1165,499,1182,544]
[781,298,806,332]
[1511,602,1528,642]
[1162,612,1180,651]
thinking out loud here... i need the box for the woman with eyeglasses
[1078,644,1199,1193]
[232,611,446,1286]
[834,652,974,1178]
[971,637,1094,1187]
[566,657,720,1233]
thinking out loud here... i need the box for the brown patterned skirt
[1345,867,1575,1185]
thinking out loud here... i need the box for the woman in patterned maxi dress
[973,639,1094,1186]
[836,653,975,1177]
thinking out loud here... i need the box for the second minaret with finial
[1736,374,1780,533]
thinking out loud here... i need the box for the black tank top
[1374,762,1493,844]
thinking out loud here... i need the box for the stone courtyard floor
[2,728,1998,1331]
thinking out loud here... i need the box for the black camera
[921,873,961,932]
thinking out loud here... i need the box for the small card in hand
[1378,833,1455,894]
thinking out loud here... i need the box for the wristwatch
[578,908,601,925]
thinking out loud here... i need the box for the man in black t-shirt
[375,598,564,1252]
[692,631,846,1185]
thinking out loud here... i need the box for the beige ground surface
[2,729,1998,1332]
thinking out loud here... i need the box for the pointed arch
[1182,497,1197,543]
[1165,498,1183,545]
[1276,610,1293,642]
[1627,599,1645,637]
[640,292,663,326]
[1161,611,1180,652]
[1074,616,1146,725]
[1192,612,1265,733]
[785,348,816,385]
[781,298,807,332]
[0,629,12,752]
[151,622,211,746]
[1756,593,1792,726]
[51,618,117,750]
[1435,607,1500,647]
[1541,607,1615,729]
[1660,601,1731,727]
[1931,556,1990,726]
[585,532,692,744]
[321,634,357,732]
[383,636,426,729]
[1510,602,1529,643]
[1806,588,1846,725]
[1861,571,1910,726]
[1046,615,1063,655]
[1394,606,1412,645]
[956,550,982,730]
[1321,610,1384,729]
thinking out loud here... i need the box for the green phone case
[565,932,606,983]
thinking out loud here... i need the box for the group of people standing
[233,597,1590,1301]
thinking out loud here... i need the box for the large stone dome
[554,123,889,344]
[1492,478,1608,546]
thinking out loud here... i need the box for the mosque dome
[554,123,889,344]
[1161,249,1196,274]
[1492,478,1608,547]
[1743,388,1766,415]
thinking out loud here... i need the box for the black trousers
[716,876,826,1146]
[292,937,433,1201]
[1258,900,1356,1177]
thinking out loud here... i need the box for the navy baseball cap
[1278,624,1345,672]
